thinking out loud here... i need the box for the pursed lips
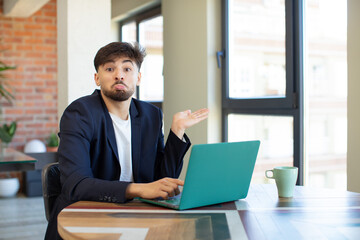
[113,82,127,90]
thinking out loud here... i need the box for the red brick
[45,53,57,59]
[34,59,53,65]
[45,38,57,44]
[34,45,54,52]
[14,88,33,94]
[35,73,54,80]
[3,37,22,43]
[46,66,57,72]
[35,31,55,38]
[35,17,53,24]
[25,95,43,100]
[46,80,57,86]
[4,109,23,115]
[25,66,43,72]
[14,74,33,80]
[45,109,57,114]
[25,109,42,114]
[13,31,33,37]
[25,52,43,58]
[16,45,33,51]
[13,59,33,65]
[25,123,44,128]
[24,24,43,30]
[2,51,21,57]
[44,11,56,17]
[32,10,43,17]
[45,122,59,128]
[8,80,23,86]
[2,23,12,28]
[24,38,43,44]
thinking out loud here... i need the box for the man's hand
[171,108,209,139]
[126,178,184,199]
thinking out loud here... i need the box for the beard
[101,83,135,102]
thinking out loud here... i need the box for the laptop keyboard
[158,197,180,205]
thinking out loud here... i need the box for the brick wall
[0,0,58,152]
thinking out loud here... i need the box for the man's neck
[101,91,131,120]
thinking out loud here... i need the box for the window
[222,0,303,185]
[222,0,347,189]
[120,6,163,109]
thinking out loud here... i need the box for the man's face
[94,57,141,102]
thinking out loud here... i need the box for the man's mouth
[114,83,126,90]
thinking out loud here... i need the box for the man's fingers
[160,178,184,198]
[192,108,209,119]
[174,187,181,196]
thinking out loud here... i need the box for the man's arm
[127,108,209,201]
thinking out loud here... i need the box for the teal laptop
[140,140,260,210]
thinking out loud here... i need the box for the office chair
[41,162,61,222]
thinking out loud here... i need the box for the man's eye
[106,67,113,71]
[125,68,131,72]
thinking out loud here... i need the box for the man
[45,42,209,239]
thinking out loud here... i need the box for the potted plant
[46,132,59,152]
[0,45,19,198]
[0,122,17,149]
[0,47,17,148]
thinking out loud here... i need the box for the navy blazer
[45,90,191,239]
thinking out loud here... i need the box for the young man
[45,42,209,239]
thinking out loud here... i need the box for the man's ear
[136,72,142,86]
[94,73,100,86]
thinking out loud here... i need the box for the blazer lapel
[130,100,141,182]
[105,111,119,160]
[96,90,119,161]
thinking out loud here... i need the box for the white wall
[347,0,360,192]
[111,0,160,21]
[57,0,112,117]
[162,0,222,179]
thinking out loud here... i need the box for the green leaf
[0,122,17,143]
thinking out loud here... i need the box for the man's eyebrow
[103,60,115,65]
[122,59,134,65]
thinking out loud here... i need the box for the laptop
[140,140,260,210]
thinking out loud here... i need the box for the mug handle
[265,170,274,179]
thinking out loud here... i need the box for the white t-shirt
[109,112,133,182]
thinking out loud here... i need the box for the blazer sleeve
[58,100,130,204]
[153,109,191,180]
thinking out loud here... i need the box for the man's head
[94,42,146,72]
[94,42,146,103]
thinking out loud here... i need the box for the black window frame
[119,5,162,110]
[221,0,304,185]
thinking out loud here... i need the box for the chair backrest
[41,162,61,222]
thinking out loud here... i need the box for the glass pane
[228,0,286,99]
[121,21,136,42]
[305,0,347,190]
[139,16,164,102]
[228,114,293,184]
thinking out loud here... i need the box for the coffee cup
[265,166,298,198]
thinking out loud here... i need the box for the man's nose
[115,70,125,80]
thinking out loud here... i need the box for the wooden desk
[58,184,360,240]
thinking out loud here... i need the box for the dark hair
[93,42,146,72]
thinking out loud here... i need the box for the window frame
[119,5,162,109]
[221,0,304,185]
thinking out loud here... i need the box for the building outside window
[120,7,163,109]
